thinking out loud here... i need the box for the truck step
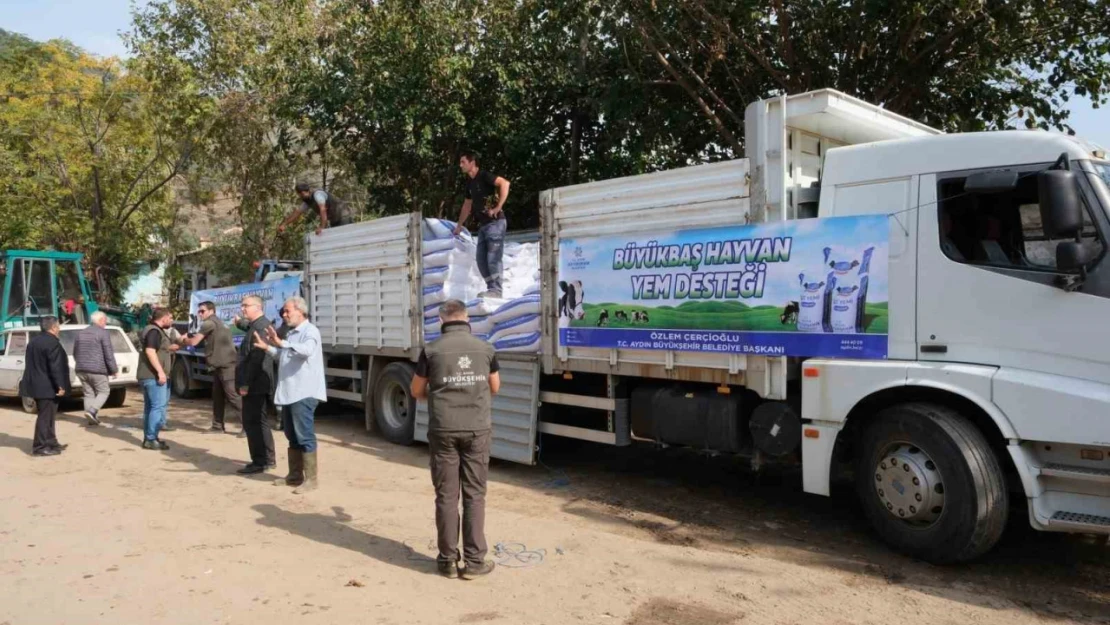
[1048,510,1110,533]
[1039,463,1110,484]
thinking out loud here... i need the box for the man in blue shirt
[253,296,327,494]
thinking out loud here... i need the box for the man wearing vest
[236,295,277,474]
[180,301,242,433]
[137,308,178,450]
[410,299,501,580]
[278,183,353,236]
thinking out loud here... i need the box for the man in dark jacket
[180,301,241,433]
[72,311,118,426]
[235,295,276,474]
[410,299,501,579]
[20,317,71,456]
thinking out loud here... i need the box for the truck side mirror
[1056,241,1085,273]
[1038,169,1082,239]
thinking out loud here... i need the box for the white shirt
[267,321,327,406]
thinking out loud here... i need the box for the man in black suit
[235,295,276,474]
[20,317,71,457]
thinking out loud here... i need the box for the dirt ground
[0,394,1107,625]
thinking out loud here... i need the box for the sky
[1,0,1107,148]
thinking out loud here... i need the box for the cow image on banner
[556,215,890,359]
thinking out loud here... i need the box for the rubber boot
[293,452,318,494]
[275,448,304,486]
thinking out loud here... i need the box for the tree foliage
[0,30,201,301]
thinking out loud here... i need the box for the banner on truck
[187,276,302,347]
[557,215,889,358]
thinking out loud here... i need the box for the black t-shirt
[142,327,163,351]
[465,170,504,226]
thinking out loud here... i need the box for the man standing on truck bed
[278,183,353,236]
[180,301,242,434]
[236,295,276,474]
[453,151,510,298]
[410,299,501,580]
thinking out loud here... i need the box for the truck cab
[740,91,1110,560]
[802,128,1110,554]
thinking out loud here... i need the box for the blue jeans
[140,378,170,442]
[282,398,319,453]
[476,219,506,294]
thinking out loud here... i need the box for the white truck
[304,88,1110,563]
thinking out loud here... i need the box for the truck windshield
[1090,161,1110,218]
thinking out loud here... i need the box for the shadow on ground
[251,504,438,575]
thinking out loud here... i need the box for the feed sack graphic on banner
[557,215,889,358]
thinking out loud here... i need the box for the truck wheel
[372,362,416,445]
[21,396,36,414]
[856,403,1008,564]
[171,359,194,399]
[104,387,127,409]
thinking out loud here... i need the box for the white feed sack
[420,218,545,353]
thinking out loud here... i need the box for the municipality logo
[457,355,472,370]
[573,246,583,259]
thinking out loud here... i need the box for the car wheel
[104,387,127,408]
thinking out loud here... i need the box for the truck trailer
[277,88,1108,563]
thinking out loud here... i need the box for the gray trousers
[429,430,491,566]
[77,372,111,416]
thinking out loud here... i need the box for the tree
[620,0,1110,151]
[128,0,370,267]
[0,33,202,301]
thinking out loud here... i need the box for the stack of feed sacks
[421,219,542,353]
[421,219,485,341]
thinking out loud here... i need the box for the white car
[0,325,140,413]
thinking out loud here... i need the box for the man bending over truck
[453,151,510,298]
[278,183,353,236]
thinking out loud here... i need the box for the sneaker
[460,560,495,580]
[32,448,61,457]
[209,425,226,433]
[237,464,265,475]
[160,423,176,432]
[85,411,101,426]
[142,439,170,451]
[477,291,502,299]
[437,561,459,579]
[50,443,69,451]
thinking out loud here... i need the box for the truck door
[916,167,1110,445]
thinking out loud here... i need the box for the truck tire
[372,362,416,445]
[171,359,195,399]
[856,403,1008,564]
[104,387,127,409]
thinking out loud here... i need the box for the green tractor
[0,250,150,350]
